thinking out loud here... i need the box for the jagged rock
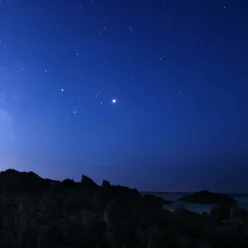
[235,207,248,222]
[143,193,170,206]
[103,200,136,232]
[37,225,49,248]
[81,175,98,188]
[0,169,50,196]
[15,196,35,240]
[62,179,79,190]
[210,203,231,222]
[208,228,248,248]
[0,169,246,247]
[102,180,111,188]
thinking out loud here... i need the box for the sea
[142,192,248,213]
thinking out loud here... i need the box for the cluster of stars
[0,0,246,73]
[0,0,247,154]
[57,87,117,120]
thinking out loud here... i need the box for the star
[112,99,117,103]
[61,88,64,92]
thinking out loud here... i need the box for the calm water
[142,192,248,213]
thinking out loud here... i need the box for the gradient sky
[0,0,247,192]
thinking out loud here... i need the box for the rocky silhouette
[0,169,247,248]
[178,190,237,205]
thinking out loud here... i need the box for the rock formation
[0,169,247,248]
[178,190,237,205]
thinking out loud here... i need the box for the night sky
[0,0,247,192]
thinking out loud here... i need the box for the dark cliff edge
[0,169,247,248]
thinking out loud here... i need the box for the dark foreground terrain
[0,169,247,248]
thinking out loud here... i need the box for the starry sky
[0,0,247,192]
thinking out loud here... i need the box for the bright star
[112,99,117,103]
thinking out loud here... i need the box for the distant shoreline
[142,191,248,195]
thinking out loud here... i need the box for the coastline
[141,192,248,213]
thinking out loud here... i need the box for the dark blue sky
[0,0,247,192]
